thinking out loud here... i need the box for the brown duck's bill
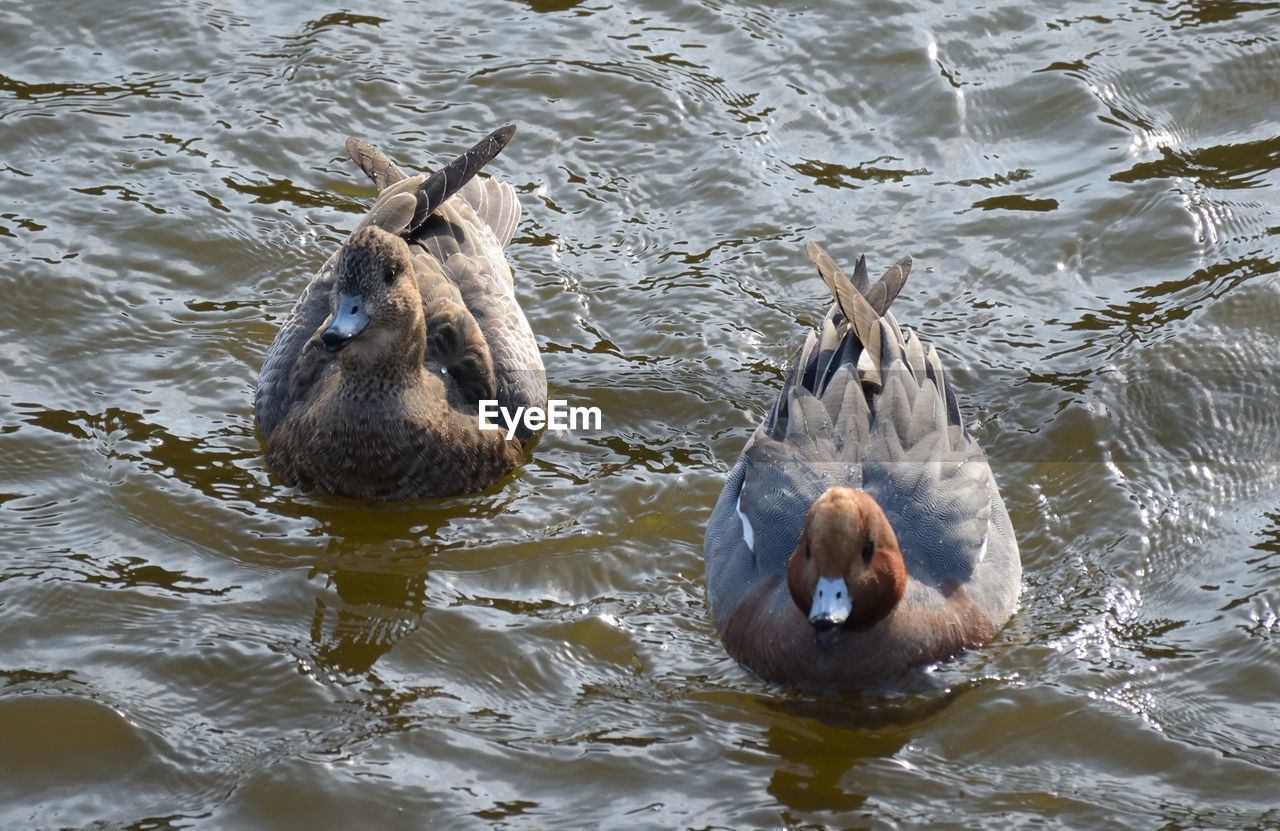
[321,291,369,352]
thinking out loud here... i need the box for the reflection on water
[311,565,430,677]
[2,0,1280,827]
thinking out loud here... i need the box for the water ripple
[3,0,1280,827]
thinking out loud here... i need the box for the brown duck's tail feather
[345,138,410,190]
[410,124,517,231]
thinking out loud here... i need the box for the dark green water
[2,1,1279,828]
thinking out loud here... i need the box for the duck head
[320,225,423,372]
[786,487,907,649]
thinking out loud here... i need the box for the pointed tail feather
[863,255,911,317]
[345,138,409,190]
[851,254,870,294]
[806,241,881,349]
[411,124,517,230]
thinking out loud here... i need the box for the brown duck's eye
[862,535,876,563]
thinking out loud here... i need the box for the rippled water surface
[3,1,1280,828]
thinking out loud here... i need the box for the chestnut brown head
[785,487,907,649]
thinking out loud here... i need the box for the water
[2,1,1279,828]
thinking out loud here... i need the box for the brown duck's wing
[255,249,336,440]
[412,248,499,407]
[413,182,545,434]
[386,126,541,424]
[445,250,546,429]
[450,176,521,250]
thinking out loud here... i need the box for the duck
[254,125,546,500]
[703,242,1021,686]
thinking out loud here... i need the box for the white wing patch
[735,493,755,552]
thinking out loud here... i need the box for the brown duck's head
[320,225,421,367]
[785,487,907,650]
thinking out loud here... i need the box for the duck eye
[862,536,876,563]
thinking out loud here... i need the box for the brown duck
[254,126,546,500]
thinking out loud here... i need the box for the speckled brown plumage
[254,126,546,500]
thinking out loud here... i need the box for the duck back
[704,243,1021,686]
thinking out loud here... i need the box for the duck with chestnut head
[704,243,1020,687]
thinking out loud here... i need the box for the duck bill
[809,575,851,649]
[322,292,369,352]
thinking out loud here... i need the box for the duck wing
[411,166,546,440]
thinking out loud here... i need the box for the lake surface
[2,1,1279,828]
